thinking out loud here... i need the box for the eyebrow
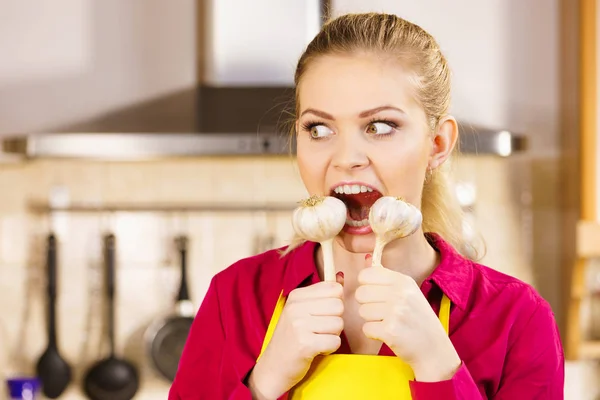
[299,105,406,120]
[359,106,406,118]
[300,108,334,119]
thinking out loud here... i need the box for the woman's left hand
[355,254,462,382]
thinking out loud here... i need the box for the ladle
[35,233,72,398]
[83,233,139,400]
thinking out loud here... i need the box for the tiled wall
[0,154,591,399]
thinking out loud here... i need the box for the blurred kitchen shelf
[0,151,24,163]
[567,220,600,360]
[28,200,298,214]
[579,340,600,359]
[577,220,600,258]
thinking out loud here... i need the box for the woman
[169,12,564,399]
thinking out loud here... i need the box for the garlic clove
[369,196,422,241]
[292,195,347,243]
[292,195,347,282]
[368,196,423,267]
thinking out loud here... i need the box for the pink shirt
[169,233,564,399]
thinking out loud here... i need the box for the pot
[144,235,195,381]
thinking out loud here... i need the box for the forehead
[297,53,418,116]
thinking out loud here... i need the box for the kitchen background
[0,0,597,399]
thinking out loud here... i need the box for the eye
[309,124,334,139]
[366,121,395,135]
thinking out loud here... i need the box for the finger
[290,281,343,301]
[315,334,342,355]
[357,266,395,286]
[308,298,344,316]
[362,321,385,341]
[358,303,387,321]
[355,284,388,304]
[309,316,344,334]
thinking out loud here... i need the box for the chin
[336,231,376,254]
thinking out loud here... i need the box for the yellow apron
[257,291,451,399]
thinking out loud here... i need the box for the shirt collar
[425,233,473,310]
[281,233,473,310]
[282,241,319,297]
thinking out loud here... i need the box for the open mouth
[331,183,383,228]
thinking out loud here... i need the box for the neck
[316,230,439,285]
[379,230,439,284]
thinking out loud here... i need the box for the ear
[428,115,458,169]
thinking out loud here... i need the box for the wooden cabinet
[564,0,600,361]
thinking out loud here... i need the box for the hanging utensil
[144,234,195,381]
[83,233,139,400]
[35,233,72,398]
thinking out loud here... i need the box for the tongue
[345,191,381,207]
[349,205,370,221]
[338,192,381,222]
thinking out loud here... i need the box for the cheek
[296,142,326,191]
[377,138,429,198]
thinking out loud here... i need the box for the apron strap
[258,291,452,359]
[258,289,286,360]
[439,293,451,335]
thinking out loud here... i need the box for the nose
[331,132,369,171]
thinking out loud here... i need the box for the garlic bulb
[368,196,422,267]
[292,195,347,282]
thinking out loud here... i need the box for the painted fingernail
[365,254,372,260]
[336,271,345,286]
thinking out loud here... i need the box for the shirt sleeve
[409,297,565,400]
[168,275,255,400]
[492,298,565,399]
[409,362,483,399]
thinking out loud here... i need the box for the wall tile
[145,159,216,203]
[564,361,600,400]
[0,215,30,265]
[0,164,34,214]
[105,162,167,203]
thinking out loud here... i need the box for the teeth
[345,218,369,227]
[333,184,374,195]
[331,184,375,228]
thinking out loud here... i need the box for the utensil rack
[28,201,298,214]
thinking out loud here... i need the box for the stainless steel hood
[3,85,299,159]
[0,1,526,160]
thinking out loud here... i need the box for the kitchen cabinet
[564,0,600,361]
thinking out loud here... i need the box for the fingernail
[365,254,372,260]
[336,271,344,286]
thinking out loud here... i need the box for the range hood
[1,1,525,160]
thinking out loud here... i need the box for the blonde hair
[283,12,483,260]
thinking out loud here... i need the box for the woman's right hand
[247,280,345,400]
